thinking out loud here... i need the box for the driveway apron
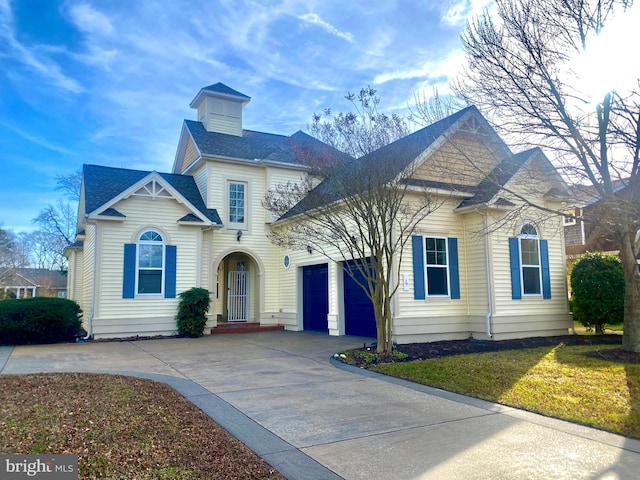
[2,331,640,479]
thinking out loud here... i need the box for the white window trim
[227,180,249,230]
[136,230,165,297]
[423,235,451,298]
[518,223,542,297]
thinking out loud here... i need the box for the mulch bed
[352,335,640,366]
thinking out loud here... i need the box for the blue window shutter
[448,237,460,299]
[412,235,425,300]
[509,238,522,300]
[165,245,177,299]
[540,239,551,299]
[123,244,136,299]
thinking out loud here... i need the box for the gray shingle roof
[280,106,479,220]
[456,149,537,209]
[83,164,222,225]
[0,268,67,289]
[185,121,353,166]
[201,83,250,101]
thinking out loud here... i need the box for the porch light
[306,245,313,254]
[237,229,243,242]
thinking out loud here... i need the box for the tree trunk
[619,231,640,353]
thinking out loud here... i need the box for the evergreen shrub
[176,288,211,337]
[0,298,85,345]
[570,252,624,334]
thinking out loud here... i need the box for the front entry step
[211,322,285,335]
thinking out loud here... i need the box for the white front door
[227,270,249,322]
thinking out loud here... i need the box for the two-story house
[65,83,573,341]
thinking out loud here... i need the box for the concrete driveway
[2,331,640,479]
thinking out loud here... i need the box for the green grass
[375,344,640,439]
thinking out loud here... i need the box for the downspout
[478,209,493,339]
[83,222,98,340]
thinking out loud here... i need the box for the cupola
[189,83,251,136]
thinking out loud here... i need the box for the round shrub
[0,298,85,345]
[570,252,624,334]
[176,288,211,337]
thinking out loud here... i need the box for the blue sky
[0,0,491,232]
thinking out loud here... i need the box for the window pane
[138,270,162,294]
[520,223,538,236]
[139,244,163,268]
[523,266,541,294]
[229,183,245,223]
[425,237,447,266]
[140,231,163,242]
[427,267,448,295]
[521,239,539,266]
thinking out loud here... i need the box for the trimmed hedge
[0,298,85,345]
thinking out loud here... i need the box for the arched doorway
[214,251,261,323]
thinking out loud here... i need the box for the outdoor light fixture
[237,229,243,242]
[306,245,313,254]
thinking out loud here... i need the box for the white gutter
[479,209,493,339]
[83,222,98,340]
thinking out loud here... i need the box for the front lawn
[0,373,284,480]
[375,343,640,439]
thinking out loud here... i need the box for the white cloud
[299,13,354,43]
[0,121,76,155]
[0,2,83,93]
[442,0,493,27]
[373,50,465,85]
[66,3,113,36]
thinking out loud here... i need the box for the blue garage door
[344,260,376,338]
[303,264,329,332]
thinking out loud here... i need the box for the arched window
[518,223,542,295]
[137,230,164,295]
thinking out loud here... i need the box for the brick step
[211,322,285,335]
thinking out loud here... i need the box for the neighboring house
[65,82,573,341]
[564,182,640,288]
[1,268,68,299]
[564,182,639,255]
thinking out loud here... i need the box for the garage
[343,260,377,338]
[302,264,329,332]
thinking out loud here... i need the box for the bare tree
[55,170,82,202]
[455,0,640,351]
[0,228,22,270]
[409,87,469,128]
[31,170,81,271]
[267,90,441,354]
[308,86,411,158]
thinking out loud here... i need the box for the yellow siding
[396,195,469,325]
[462,213,489,317]
[193,164,208,206]
[412,131,501,187]
[66,249,84,310]
[180,136,200,173]
[90,195,207,338]
[81,224,95,324]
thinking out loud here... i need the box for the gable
[411,129,506,188]
[82,165,222,226]
[180,134,201,173]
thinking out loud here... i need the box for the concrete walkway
[2,331,640,479]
